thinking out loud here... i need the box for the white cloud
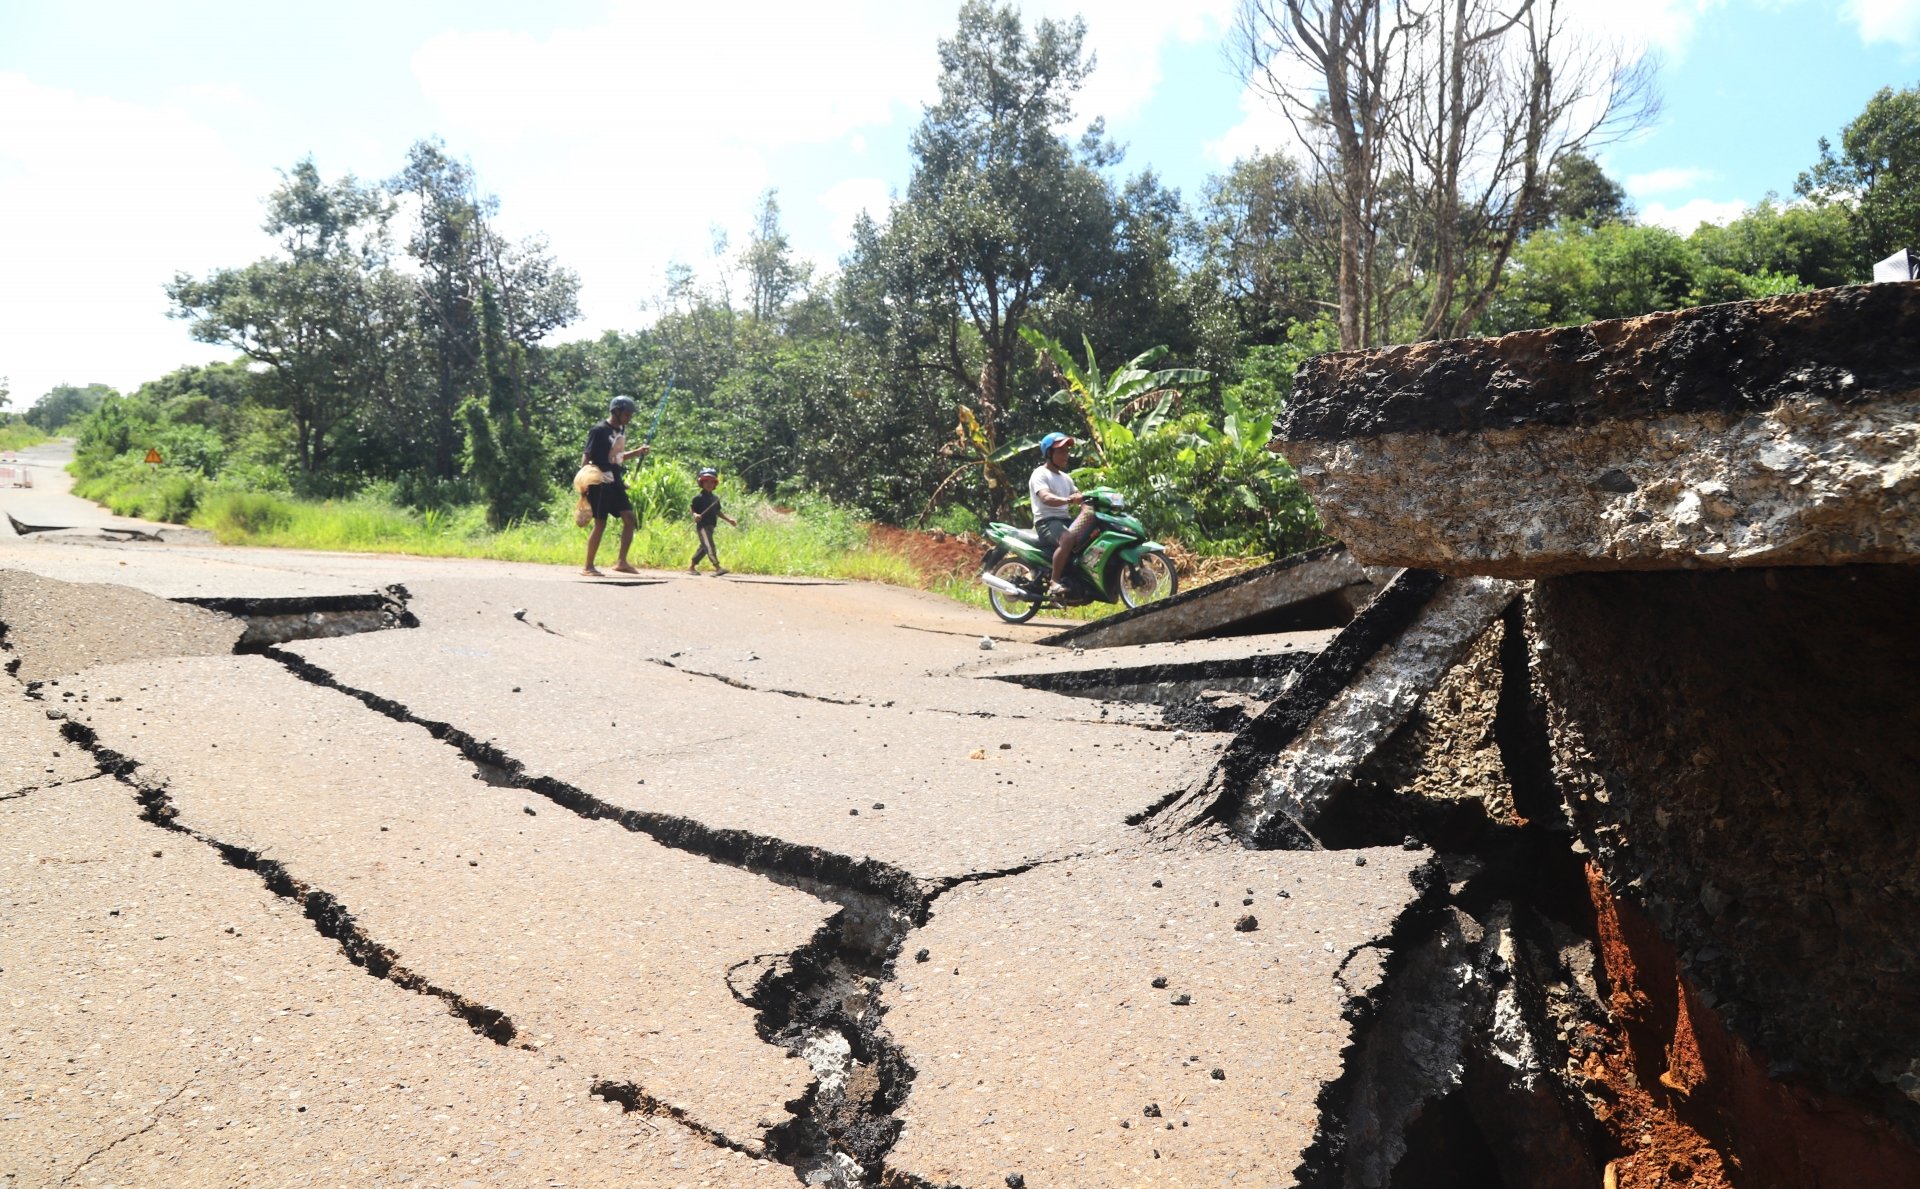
[1033,0,1235,128]
[1639,195,1749,232]
[411,2,1237,337]
[0,73,276,405]
[819,177,893,245]
[1626,166,1714,194]
[1564,0,1723,59]
[1845,0,1920,45]
[1204,45,1322,168]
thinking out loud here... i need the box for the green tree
[858,1,1119,512]
[1193,152,1334,353]
[1690,198,1856,293]
[739,189,811,322]
[1481,222,1697,331]
[1537,152,1630,229]
[388,139,580,484]
[26,383,115,431]
[461,282,549,527]
[391,139,487,480]
[1797,83,1920,262]
[167,160,404,476]
[1018,327,1208,465]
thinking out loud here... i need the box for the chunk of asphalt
[881,844,1424,1187]
[1235,576,1521,848]
[0,569,241,683]
[0,775,791,1187]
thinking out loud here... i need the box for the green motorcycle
[977,487,1179,624]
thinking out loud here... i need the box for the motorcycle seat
[1006,528,1043,548]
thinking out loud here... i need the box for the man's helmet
[609,395,639,415]
[697,466,719,479]
[1038,432,1076,457]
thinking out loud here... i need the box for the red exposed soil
[866,525,985,581]
[1582,863,1920,1188]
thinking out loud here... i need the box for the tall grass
[0,423,50,452]
[191,484,927,586]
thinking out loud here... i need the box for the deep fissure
[189,583,420,650]
[1270,593,1622,1189]
[258,645,957,1185]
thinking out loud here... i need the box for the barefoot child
[689,466,736,575]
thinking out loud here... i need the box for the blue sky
[2,0,1918,409]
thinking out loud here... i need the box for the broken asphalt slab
[881,844,1430,1187]
[1042,545,1373,650]
[1271,282,1920,577]
[0,774,794,1189]
[964,628,1338,708]
[392,573,1158,725]
[57,654,835,1150]
[0,568,243,683]
[1,684,97,795]
[278,605,1219,885]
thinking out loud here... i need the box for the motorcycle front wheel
[987,557,1043,624]
[1118,552,1178,610]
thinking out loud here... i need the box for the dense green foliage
[0,422,49,452]
[43,12,1917,573]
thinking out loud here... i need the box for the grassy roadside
[0,423,50,451]
[70,463,1131,620]
[189,486,929,582]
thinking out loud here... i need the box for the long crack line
[259,646,938,1185]
[647,658,875,706]
[263,646,932,917]
[52,716,523,1049]
[60,1079,194,1186]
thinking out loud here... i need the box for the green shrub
[196,490,296,539]
[0,422,48,451]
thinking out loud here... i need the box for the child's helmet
[697,466,719,479]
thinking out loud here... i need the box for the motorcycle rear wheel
[1118,552,1178,610]
[987,557,1043,624]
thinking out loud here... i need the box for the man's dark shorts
[587,480,632,519]
[1035,516,1072,557]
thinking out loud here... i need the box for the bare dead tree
[1232,0,1658,348]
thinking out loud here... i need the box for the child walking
[689,466,737,575]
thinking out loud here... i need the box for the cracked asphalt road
[2,518,1426,1187]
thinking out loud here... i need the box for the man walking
[581,395,650,577]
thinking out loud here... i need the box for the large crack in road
[3,566,1583,1188]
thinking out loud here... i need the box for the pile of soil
[867,525,986,581]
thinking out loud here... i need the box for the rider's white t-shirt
[1029,464,1077,523]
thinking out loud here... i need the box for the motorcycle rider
[1029,432,1096,598]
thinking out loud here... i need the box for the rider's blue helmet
[1038,432,1076,457]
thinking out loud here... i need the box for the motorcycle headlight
[1104,493,1127,509]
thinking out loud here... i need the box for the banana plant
[1018,327,1210,465]
[916,404,1036,526]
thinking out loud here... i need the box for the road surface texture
[2,462,1428,1188]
